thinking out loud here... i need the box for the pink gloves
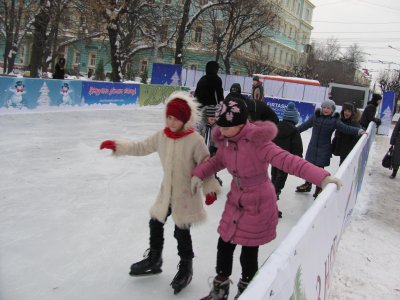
[100,140,116,151]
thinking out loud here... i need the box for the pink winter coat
[192,121,330,247]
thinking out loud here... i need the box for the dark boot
[170,258,193,294]
[390,168,398,179]
[233,279,249,300]
[200,276,231,300]
[278,210,282,218]
[129,248,162,276]
[313,187,322,199]
[296,182,312,193]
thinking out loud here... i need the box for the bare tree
[210,0,280,74]
[313,37,341,62]
[379,69,400,112]
[342,43,365,70]
[30,0,51,78]
[0,0,37,74]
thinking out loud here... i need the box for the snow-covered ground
[0,107,398,300]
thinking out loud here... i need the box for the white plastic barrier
[240,124,376,300]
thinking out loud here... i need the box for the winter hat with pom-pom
[216,95,248,127]
[283,102,300,124]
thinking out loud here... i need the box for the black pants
[271,166,288,198]
[216,237,259,282]
[149,208,194,260]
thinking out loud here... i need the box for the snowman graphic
[60,82,72,105]
[7,81,26,108]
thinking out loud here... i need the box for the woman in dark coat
[53,58,66,79]
[360,93,382,129]
[194,61,224,108]
[389,118,400,178]
[332,103,361,165]
[296,100,365,198]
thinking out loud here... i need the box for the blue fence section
[151,63,182,85]
[81,81,139,105]
[0,77,82,109]
[265,97,317,124]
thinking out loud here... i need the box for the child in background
[389,118,400,178]
[331,102,361,165]
[271,102,303,218]
[190,95,341,300]
[198,105,222,186]
[100,91,220,294]
[296,100,365,198]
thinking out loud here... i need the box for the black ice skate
[129,248,162,276]
[313,187,322,199]
[200,276,231,300]
[296,182,312,193]
[233,278,249,300]
[170,258,193,294]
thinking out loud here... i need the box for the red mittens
[205,193,217,205]
[100,140,116,151]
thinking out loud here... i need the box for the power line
[312,21,400,24]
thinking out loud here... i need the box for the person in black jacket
[271,102,303,217]
[194,61,224,109]
[389,118,400,178]
[53,57,66,79]
[228,83,279,124]
[332,103,361,165]
[360,93,382,129]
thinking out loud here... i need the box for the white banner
[240,124,376,300]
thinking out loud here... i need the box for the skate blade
[129,269,162,277]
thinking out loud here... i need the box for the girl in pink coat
[191,95,341,300]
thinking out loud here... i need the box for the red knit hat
[166,99,191,124]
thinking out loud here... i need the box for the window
[267,45,271,60]
[194,27,202,43]
[19,46,26,64]
[279,50,283,64]
[289,27,292,38]
[213,27,222,44]
[273,47,277,62]
[141,60,148,73]
[285,53,289,65]
[305,8,310,21]
[74,52,81,65]
[89,53,96,67]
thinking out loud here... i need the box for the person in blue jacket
[296,99,366,198]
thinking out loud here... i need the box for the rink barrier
[0,77,188,110]
[240,123,376,300]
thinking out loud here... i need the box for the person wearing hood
[296,100,366,198]
[389,118,400,179]
[251,75,264,102]
[194,61,224,108]
[191,95,341,300]
[271,102,303,218]
[331,102,361,165]
[228,83,278,124]
[99,91,221,294]
[360,93,382,129]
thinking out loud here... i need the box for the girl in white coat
[100,91,220,294]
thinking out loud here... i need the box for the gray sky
[310,0,400,87]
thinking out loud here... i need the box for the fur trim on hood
[165,91,201,130]
[212,121,277,145]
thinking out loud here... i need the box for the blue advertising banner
[0,77,82,109]
[377,91,395,136]
[151,63,182,85]
[265,97,316,124]
[81,81,139,105]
